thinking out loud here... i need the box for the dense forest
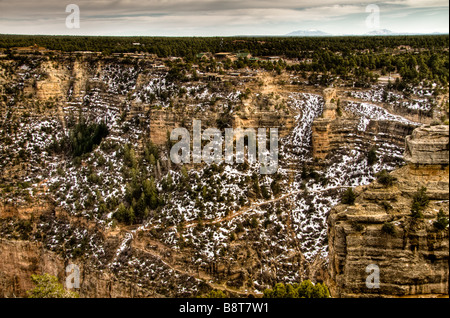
[2,34,447,88]
[0,34,448,57]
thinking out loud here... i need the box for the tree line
[0,34,447,59]
[1,34,448,87]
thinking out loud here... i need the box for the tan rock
[327,125,449,298]
[404,125,449,165]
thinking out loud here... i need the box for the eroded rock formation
[1,54,445,298]
[327,125,449,297]
[311,89,416,162]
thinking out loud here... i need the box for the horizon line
[0,33,449,38]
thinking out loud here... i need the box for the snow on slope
[345,101,420,131]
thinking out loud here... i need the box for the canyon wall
[312,90,416,162]
[327,125,449,297]
[0,238,170,298]
[1,55,445,298]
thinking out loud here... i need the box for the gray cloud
[0,0,448,35]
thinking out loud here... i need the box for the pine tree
[376,169,397,187]
[114,203,127,223]
[135,192,147,221]
[271,179,281,196]
[181,166,189,181]
[434,209,449,230]
[367,147,377,166]
[126,206,136,224]
[261,185,271,199]
[411,186,429,218]
[149,153,156,166]
[167,172,174,190]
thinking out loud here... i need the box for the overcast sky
[0,0,448,36]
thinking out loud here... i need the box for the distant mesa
[285,29,445,37]
[285,29,331,37]
[365,29,395,36]
[363,29,440,36]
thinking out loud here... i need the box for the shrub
[263,280,330,298]
[379,200,393,211]
[382,222,396,235]
[350,220,364,232]
[297,280,315,298]
[198,289,227,298]
[375,170,397,187]
[270,283,287,298]
[341,188,356,205]
[26,273,79,298]
[311,283,330,298]
[430,120,441,126]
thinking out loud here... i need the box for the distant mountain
[365,29,395,36]
[285,29,331,37]
[267,29,446,37]
[364,29,447,36]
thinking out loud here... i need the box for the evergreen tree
[434,209,449,230]
[367,147,377,166]
[263,280,330,298]
[411,187,429,218]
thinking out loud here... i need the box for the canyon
[0,52,448,297]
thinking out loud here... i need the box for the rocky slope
[0,52,447,297]
[328,125,449,297]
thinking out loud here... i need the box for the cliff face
[148,105,295,146]
[327,125,449,298]
[0,238,169,298]
[312,118,415,162]
[0,240,64,297]
[312,89,416,161]
[1,53,445,298]
[404,125,449,165]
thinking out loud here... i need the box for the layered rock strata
[327,125,449,298]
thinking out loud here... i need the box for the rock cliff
[312,89,417,162]
[1,53,445,298]
[0,238,171,298]
[327,125,449,298]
